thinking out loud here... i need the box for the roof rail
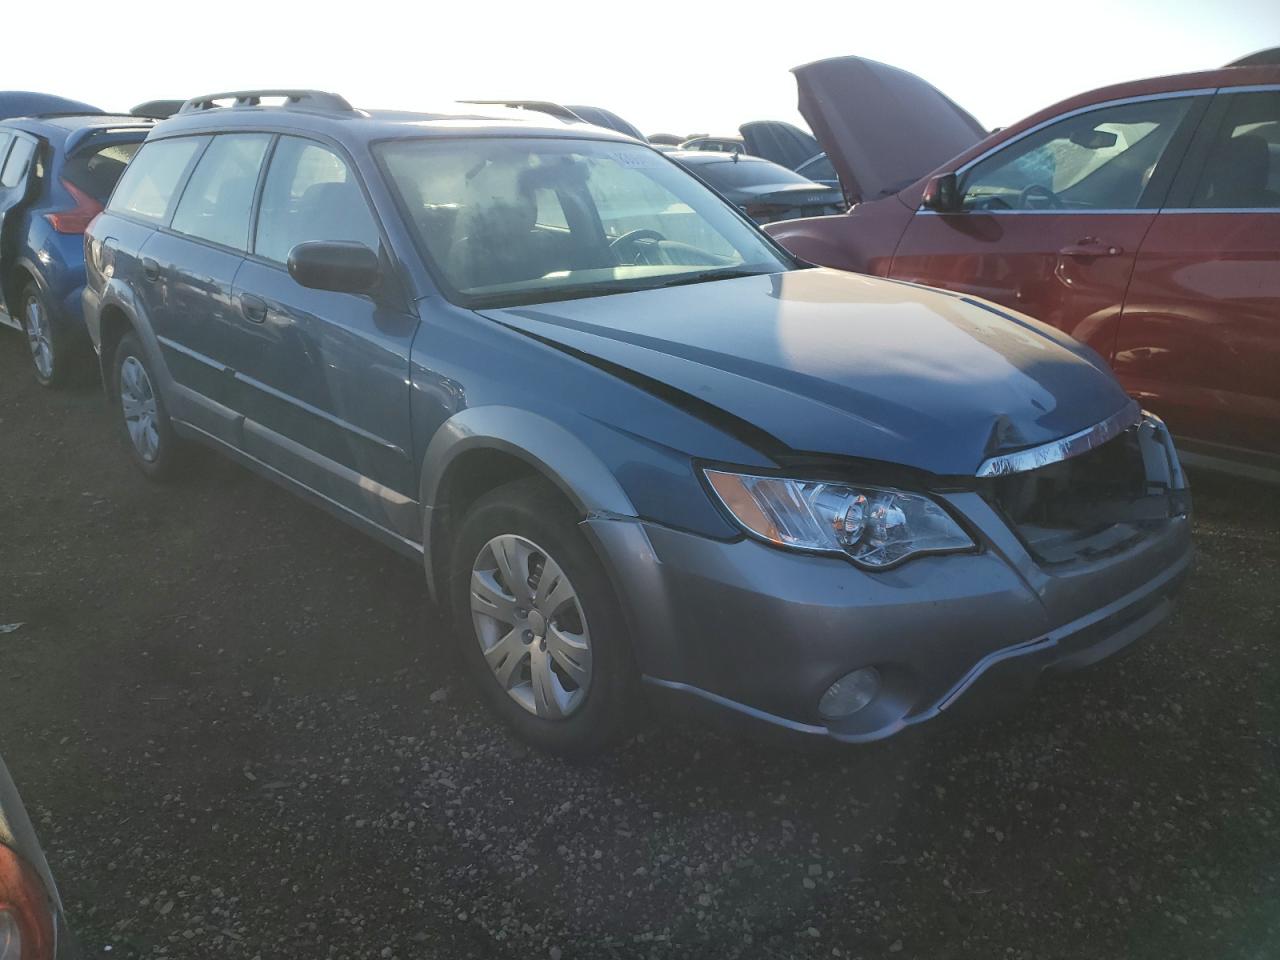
[178,89,355,115]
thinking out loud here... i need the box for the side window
[0,133,13,175]
[1,138,36,188]
[1191,91,1280,210]
[108,137,207,222]
[171,134,272,250]
[960,97,1194,211]
[254,137,381,265]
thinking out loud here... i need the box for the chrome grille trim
[975,403,1143,478]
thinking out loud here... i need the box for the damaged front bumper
[586,411,1192,743]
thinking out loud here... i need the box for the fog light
[818,667,881,720]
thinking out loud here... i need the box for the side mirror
[287,241,380,294]
[920,172,961,213]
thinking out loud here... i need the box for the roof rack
[178,89,355,115]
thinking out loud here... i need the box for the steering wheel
[610,228,667,265]
[1019,183,1062,211]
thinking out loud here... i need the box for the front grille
[982,427,1185,565]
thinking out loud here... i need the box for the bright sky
[9,0,1280,137]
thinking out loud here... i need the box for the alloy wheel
[469,534,593,719]
[119,355,161,462]
[24,295,53,380]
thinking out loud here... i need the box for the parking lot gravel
[1,331,1278,960]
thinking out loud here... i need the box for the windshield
[376,137,791,307]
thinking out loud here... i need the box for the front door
[0,130,36,331]
[229,135,420,540]
[1114,87,1280,467]
[889,94,1209,357]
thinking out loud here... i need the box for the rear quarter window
[107,136,207,223]
[63,141,144,205]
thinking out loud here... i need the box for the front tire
[450,477,640,756]
[113,332,183,481]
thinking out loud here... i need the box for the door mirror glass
[287,241,380,293]
[920,172,960,212]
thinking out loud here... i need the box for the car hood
[791,56,987,203]
[738,120,822,170]
[479,269,1135,476]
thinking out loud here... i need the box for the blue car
[0,106,153,386]
[83,90,1192,755]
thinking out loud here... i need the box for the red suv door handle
[1059,239,1123,258]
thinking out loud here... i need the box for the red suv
[767,58,1280,481]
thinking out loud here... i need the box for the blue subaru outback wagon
[83,90,1192,755]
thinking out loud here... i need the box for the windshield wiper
[652,268,773,289]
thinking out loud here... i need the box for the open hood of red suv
[791,56,987,203]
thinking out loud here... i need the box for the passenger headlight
[704,469,973,568]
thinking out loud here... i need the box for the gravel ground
[1,328,1277,960]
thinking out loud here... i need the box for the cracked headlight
[705,469,974,569]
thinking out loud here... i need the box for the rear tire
[112,332,184,481]
[21,282,80,388]
[449,476,640,756]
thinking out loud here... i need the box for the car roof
[148,99,637,150]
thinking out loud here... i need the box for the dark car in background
[766,56,1280,481]
[462,100,647,141]
[668,150,843,223]
[82,89,1190,756]
[1,754,73,959]
[0,108,153,385]
[563,104,646,141]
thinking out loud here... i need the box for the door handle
[1059,239,1123,258]
[141,257,161,281]
[240,294,268,323]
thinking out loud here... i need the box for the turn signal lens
[0,845,54,960]
[704,470,973,569]
[0,910,20,960]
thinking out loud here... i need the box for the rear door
[889,94,1209,356]
[135,133,270,437]
[229,135,420,539]
[1113,86,1280,466]
[0,130,37,330]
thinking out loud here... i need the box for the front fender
[418,405,641,603]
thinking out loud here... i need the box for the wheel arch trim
[418,406,639,600]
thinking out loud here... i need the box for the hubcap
[24,296,53,379]
[119,355,161,462]
[470,534,592,719]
